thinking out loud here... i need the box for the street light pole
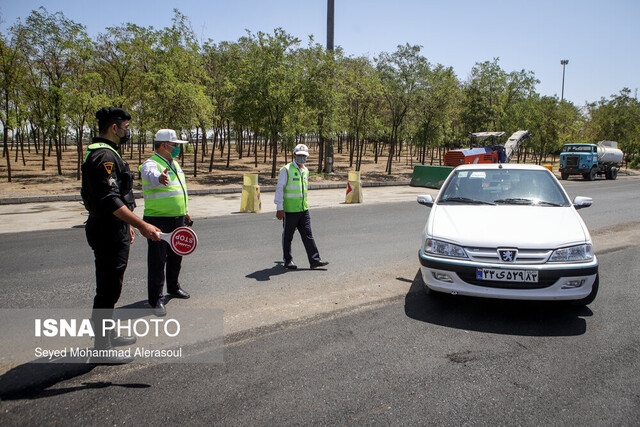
[560,59,569,102]
[322,0,335,174]
[327,0,334,52]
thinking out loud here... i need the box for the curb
[0,181,411,205]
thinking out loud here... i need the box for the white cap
[154,129,188,144]
[293,144,309,157]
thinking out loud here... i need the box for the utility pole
[560,59,569,102]
[322,0,335,173]
[327,0,334,51]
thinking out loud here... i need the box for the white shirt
[140,153,174,187]
[274,161,306,211]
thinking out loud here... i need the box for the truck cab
[560,144,598,180]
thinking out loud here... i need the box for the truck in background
[559,141,623,181]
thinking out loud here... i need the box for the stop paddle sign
[158,226,198,256]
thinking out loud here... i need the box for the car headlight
[424,239,468,258]
[548,244,593,262]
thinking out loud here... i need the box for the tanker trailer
[559,141,623,180]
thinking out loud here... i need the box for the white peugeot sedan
[417,163,598,306]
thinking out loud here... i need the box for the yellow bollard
[543,164,553,172]
[240,174,261,213]
[345,171,363,204]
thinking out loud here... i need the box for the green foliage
[0,8,637,183]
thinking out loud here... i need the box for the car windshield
[438,169,571,206]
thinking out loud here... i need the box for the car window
[439,169,570,206]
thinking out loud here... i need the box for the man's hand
[276,210,284,220]
[159,167,169,186]
[129,226,135,244]
[139,222,161,241]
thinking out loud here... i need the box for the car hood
[428,204,590,249]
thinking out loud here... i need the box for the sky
[0,0,638,106]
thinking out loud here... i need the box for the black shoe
[110,330,137,347]
[310,260,329,269]
[169,288,190,299]
[152,301,167,317]
[284,261,297,270]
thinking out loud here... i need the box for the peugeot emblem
[498,249,517,262]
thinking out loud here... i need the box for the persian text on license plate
[476,268,538,283]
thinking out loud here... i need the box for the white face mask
[295,155,307,165]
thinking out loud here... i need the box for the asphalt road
[0,177,639,424]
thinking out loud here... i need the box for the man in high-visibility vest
[140,129,192,316]
[274,144,329,270]
[81,107,161,364]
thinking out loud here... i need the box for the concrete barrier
[410,165,454,189]
[240,174,261,213]
[345,171,363,204]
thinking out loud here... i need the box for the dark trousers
[86,216,130,329]
[144,216,185,305]
[282,210,321,264]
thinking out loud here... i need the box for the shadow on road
[0,359,96,400]
[246,261,291,281]
[0,359,150,400]
[404,270,592,337]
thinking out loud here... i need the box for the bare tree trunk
[55,132,62,175]
[270,129,278,179]
[2,125,11,183]
[226,120,231,168]
[208,129,219,173]
[254,132,258,168]
[193,127,199,177]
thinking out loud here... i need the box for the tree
[585,88,640,162]
[298,38,338,173]
[412,63,460,164]
[13,7,90,175]
[237,29,304,178]
[337,55,382,170]
[376,44,426,174]
[0,29,22,181]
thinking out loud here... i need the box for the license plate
[476,268,538,283]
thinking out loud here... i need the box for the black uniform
[81,137,136,317]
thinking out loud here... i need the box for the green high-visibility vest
[84,142,120,162]
[282,162,308,213]
[139,154,188,217]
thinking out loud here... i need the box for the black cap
[95,107,131,125]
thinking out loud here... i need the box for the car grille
[565,155,579,167]
[465,247,552,264]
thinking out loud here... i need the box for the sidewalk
[0,182,438,234]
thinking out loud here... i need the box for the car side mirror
[417,194,434,207]
[573,196,592,210]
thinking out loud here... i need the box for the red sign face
[170,226,198,256]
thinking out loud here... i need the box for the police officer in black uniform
[81,107,161,364]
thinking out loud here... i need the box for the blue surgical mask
[295,155,307,165]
